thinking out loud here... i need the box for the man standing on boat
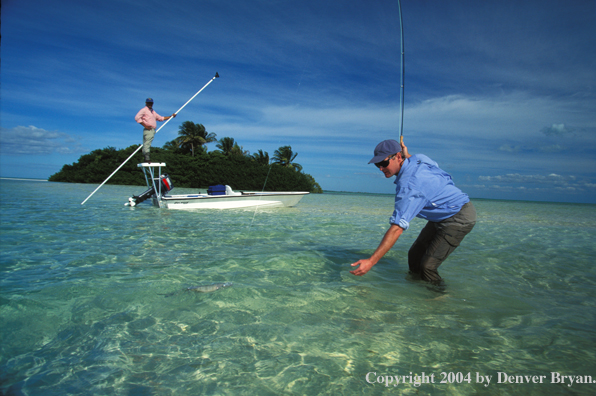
[135,98,176,163]
[350,139,476,285]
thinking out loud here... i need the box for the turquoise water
[1,179,595,395]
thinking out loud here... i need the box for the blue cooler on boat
[208,184,226,196]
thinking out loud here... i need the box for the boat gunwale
[161,191,310,201]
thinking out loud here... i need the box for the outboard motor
[159,174,173,193]
[128,187,155,206]
[127,173,174,206]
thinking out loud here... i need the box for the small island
[49,121,323,193]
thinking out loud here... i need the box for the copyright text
[365,371,595,388]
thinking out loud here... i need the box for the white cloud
[0,126,85,155]
[405,92,581,140]
[499,144,522,153]
[475,173,596,194]
[479,173,568,184]
[542,123,568,136]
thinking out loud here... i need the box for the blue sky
[2,0,595,203]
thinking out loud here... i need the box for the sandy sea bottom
[1,179,595,395]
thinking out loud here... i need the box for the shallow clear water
[1,179,595,395]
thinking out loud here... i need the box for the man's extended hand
[350,258,376,276]
[350,225,404,277]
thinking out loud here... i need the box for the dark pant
[408,202,476,284]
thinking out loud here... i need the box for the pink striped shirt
[135,106,165,129]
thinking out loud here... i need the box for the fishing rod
[398,0,405,147]
[81,72,220,205]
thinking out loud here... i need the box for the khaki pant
[408,201,476,284]
[142,128,156,160]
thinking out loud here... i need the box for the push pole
[80,72,220,205]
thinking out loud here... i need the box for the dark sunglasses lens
[375,159,389,168]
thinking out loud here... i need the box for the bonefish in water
[162,282,232,297]
[187,282,232,293]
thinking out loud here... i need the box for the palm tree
[162,139,179,152]
[216,137,236,156]
[176,121,217,156]
[273,145,302,172]
[252,149,270,166]
[233,144,250,157]
[216,137,249,157]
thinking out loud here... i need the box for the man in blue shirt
[350,139,476,285]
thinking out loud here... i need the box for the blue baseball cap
[368,139,401,164]
[145,98,154,103]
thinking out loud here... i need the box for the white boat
[125,163,309,209]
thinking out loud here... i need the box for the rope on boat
[248,163,274,230]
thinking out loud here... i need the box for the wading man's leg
[408,202,476,284]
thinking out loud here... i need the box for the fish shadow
[160,282,233,297]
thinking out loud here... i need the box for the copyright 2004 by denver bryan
[365,371,596,389]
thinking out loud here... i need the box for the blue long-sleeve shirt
[390,154,469,230]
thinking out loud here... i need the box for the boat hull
[159,191,309,209]
[129,164,309,210]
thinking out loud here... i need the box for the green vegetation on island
[49,121,323,193]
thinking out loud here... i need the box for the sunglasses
[375,154,397,168]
